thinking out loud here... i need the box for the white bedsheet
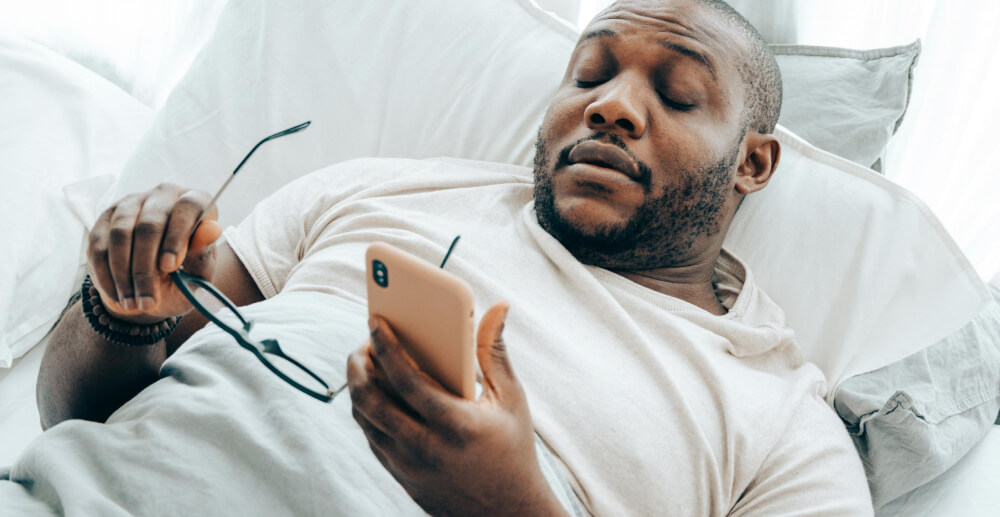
[879,426,1000,515]
[0,336,46,467]
[2,302,997,515]
[3,292,583,516]
[6,292,427,515]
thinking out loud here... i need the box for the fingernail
[123,297,137,311]
[159,253,177,272]
[138,296,155,311]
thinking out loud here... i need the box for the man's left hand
[346,302,568,517]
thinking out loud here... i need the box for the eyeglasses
[169,121,343,403]
[171,270,341,402]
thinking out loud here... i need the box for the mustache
[554,132,653,187]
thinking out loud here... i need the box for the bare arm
[37,185,264,429]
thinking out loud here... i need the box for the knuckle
[179,188,212,203]
[393,375,417,396]
[408,440,443,472]
[176,190,211,208]
[346,349,369,383]
[371,407,400,435]
[134,220,164,240]
[131,271,156,284]
[444,418,474,448]
[154,182,181,194]
[349,379,375,408]
[422,397,449,423]
[369,427,392,450]
[115,194,144,210]
[108,225,132,246]
[88,248,108,267]
[173,192,212,219]
[88,231,107,252]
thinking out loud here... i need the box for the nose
[583,80,647,139]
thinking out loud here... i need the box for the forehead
[579,0,745,77]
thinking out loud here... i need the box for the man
[9,0,872,515]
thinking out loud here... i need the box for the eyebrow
[659,40,717,81]
[580,28,618,42]
[580,28,718,81]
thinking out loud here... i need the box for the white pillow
[0,36,153,366]
[727,127,991,385]
[113,0,577,228]
[0,0,230,109]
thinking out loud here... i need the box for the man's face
[533,0,749,269]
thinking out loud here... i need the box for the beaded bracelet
[80,275,181,346]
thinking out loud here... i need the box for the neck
[612,252,727,315]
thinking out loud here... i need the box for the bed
[2,0,999,514]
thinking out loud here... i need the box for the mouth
[567,140,641,182]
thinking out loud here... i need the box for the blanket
[5,291,579,516]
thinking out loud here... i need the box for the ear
[735,132,780,195]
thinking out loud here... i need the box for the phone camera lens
[373,260,389,287]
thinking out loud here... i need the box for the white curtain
[562,0,1000,279]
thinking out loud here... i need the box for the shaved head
[687,0,782,133]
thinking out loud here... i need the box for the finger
[87,208,116,305]
[352,405,396,454]
[346,345,427,443]
[106,196,144,309]
[367,316,466,427]
[131,195,177,311]
[159,190,215,272]
[475,301,523,406]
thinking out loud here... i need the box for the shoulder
[730,390,873,516]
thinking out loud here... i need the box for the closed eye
[661,95,695,112]
[575,79,603,89]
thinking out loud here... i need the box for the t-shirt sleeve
[729,397,874,516]
[224,158,416,298]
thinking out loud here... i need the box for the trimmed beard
[532,128,740,270]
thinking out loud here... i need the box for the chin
[537,195,641,258]
[555,196,635,235]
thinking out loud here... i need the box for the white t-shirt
[224,157,873,516]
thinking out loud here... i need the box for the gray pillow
[834,301,1000,509]
[772,41,920,172]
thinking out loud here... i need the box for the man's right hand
[87,183,223,325]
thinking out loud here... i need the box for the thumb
[189,219,222,256]
[179,219,222,279]
[476,301,521,404]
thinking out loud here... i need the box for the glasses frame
[170,270,335,403]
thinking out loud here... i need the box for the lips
[567,140,641,182]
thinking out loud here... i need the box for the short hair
[695,0,783,134]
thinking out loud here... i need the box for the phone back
[365,242,476,399]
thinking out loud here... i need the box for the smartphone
[365,241,476,399]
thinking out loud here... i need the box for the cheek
[641,126,728,195]
[541,89,587,140]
